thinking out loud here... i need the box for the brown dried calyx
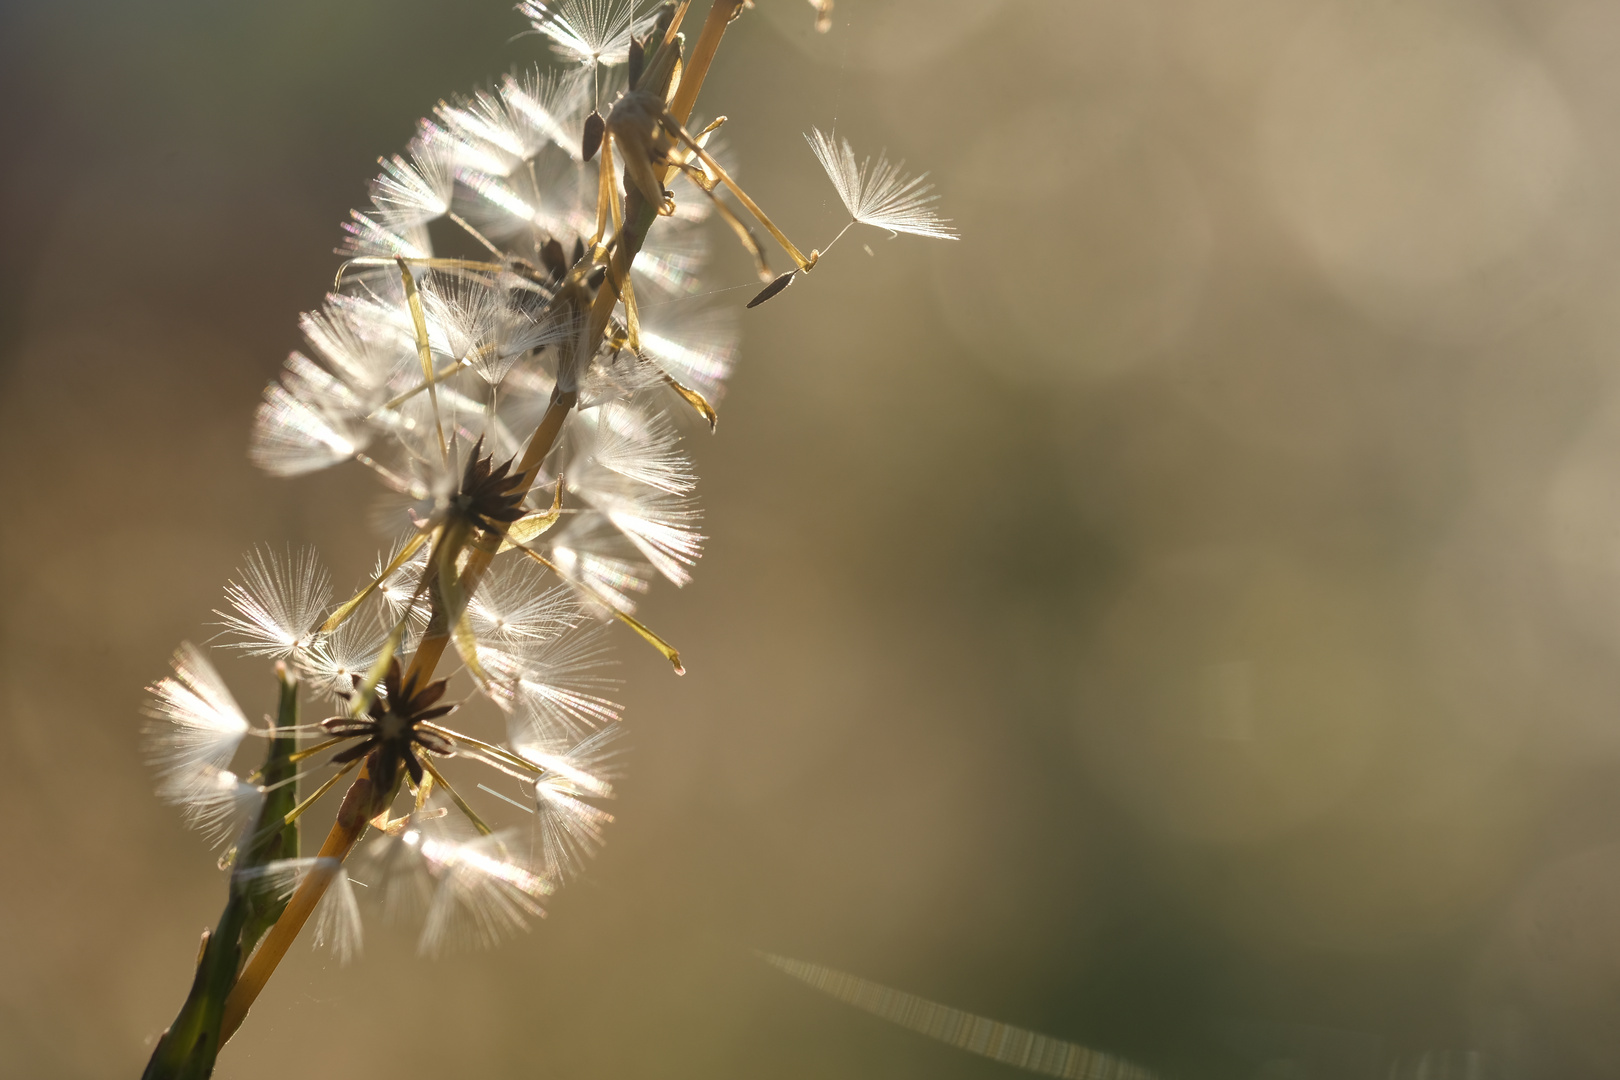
[450,438,530,534]
[323,659,458,793]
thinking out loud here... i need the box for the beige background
[7,0,1620,1076]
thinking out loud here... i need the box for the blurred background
[7,0,1620,1076]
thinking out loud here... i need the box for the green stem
[139,900,247,1080]
[141,664,301,1080]
[240,664,301,956]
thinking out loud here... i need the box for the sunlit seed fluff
[280,352,370,418]
[510,681,623,743]
[519,0,651,68]
[454,169,546,238]
[501,67,591,161]
[354,813,440,926]
[805,127,958,240]
[144,642,251,799]
[547,525,652,615]
[208,0,776,963]
[574,480,705,587]
[418,273,555,385]
[216,546,332,659]
[486,624,622,742]
[521,143,600,239]
[297,304,403,400]
[372,537,433,626]
[370,121,458,229]
[520,724,620,796]
[236,858,363,965]
[336,211,432,263]
[175,765,264,849]
[469,562,582,645]
[438,90,549,179]
[521,725,621,882]
[437,69,592,179]
[535,779,615,883]
[632,219,711,296]
[574,345,667,409]
[442,393,530,467]
[358,812,551,957]
[249,382,366,477]
[582,398,696,495]
[302,607,390,702]
[638,303,738,407]
[418,829,551,956]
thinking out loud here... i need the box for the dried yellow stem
[220,763,381,1041]
[669,0,743,127]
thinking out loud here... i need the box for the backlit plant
[137,2,952,1076]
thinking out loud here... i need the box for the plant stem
[239,665,301,955]
[143,665,301,1080]
[141,901,247,1080]
[669,0,744,127]
[218,763,381,1042]
[405,389,578,687]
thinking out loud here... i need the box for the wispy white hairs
[249,382,365,477]
[527,725,621,881]
[583,398,697,495]
[806,128,958,240]
[413,829,552,955]
[301,607,389,701]
[216,546,332,659]
[144,642,250,802]
[176,766,264,849]
[470,562,581,645]
[519,0,652,67]
[237,858,364,965]
[369,122,457,229]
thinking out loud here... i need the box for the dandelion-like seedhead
[140,4,953,1064]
